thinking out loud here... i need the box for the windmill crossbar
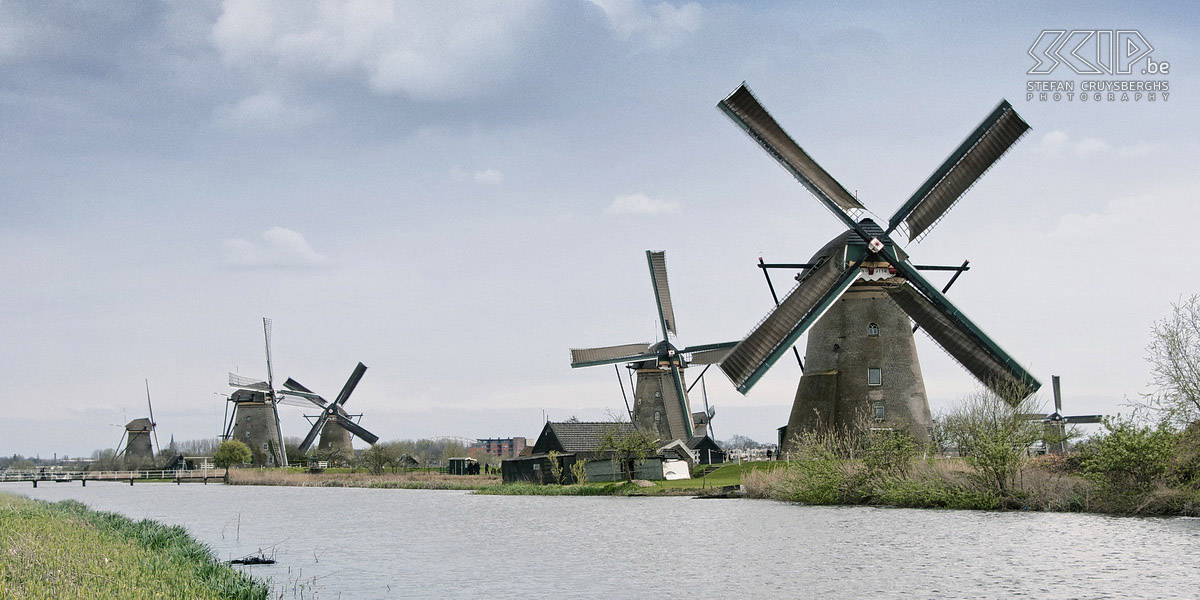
[758,262,970,273]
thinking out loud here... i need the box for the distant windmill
[278,362,380,458]
[715,83,1041,450]
[116,379,160,469]
[570,250,737,445]
[223,318,289,467]
[1023,375,1103,454]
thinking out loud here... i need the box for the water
[5,481,1199,599]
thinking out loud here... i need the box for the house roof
[534,421,638,454]
[687,435,722,451]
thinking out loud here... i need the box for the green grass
[651,461,777,490]
[475,461,779,496]
[475,482,639,496]
[0,492,266,599]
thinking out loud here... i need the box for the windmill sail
[888,101,1030,241]
[647,251,677,336]
[719,84,865,219]
[720,256,861,393]
[883,276,1038,400]
[570,343,656,368]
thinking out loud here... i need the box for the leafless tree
[1138,295,1200,427]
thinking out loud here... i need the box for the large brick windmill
[570,251,737,445]
[716,84,1041,450]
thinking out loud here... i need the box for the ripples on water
[6,482,1199,599]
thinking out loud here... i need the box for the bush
[1080,416,1175,492]
[212,440,252,469]
[936,387,1043,496]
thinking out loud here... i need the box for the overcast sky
[2,1,1197,458]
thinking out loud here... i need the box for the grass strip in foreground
[0,492,266,599]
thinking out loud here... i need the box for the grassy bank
[225,468,499,490]
[742,454,1200,515]
[474,461,779,496]
[0,492,266,599]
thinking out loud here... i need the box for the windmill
[716,83,1041,451]
[277,362,380,460]
[1023,375,1103,454]
[116,379,160,469]
[223,318,289,467]
[570,250,738,446]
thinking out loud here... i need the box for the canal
[5,482,1199,599]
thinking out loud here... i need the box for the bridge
[1,469,221,487]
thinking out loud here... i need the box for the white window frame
[867,367,882,386]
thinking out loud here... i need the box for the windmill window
[873,401,886,419]
[867,368,882,386]
[868,323,879,336]
[654,411,661,422]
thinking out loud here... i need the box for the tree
[1140,295,1200,427]
[936,386,1043,496]
[721,435,760,450]
[545,450,564,484]
[212,440,252,469]
[361,443,397,475]
[596,423,659,481]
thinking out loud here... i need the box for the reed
[0,492,266,599]
[225,468,499,490]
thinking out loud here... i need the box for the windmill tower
[117,379,160,469]
[570,251,737,445]
[278,362,380,460]
[715,84,1042,452]
[224,318,288,467]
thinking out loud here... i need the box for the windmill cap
[800,218,907,276]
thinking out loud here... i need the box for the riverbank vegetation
[475,462,776,496]
[741,409,1200,516]
[0,492,266,599]
[225,468,499,490]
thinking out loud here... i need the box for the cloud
[222,226,331,269]
[450,168,506,185]
[210,0,553,101]
[216,91,322,128]
[472,169,505,185]
[1035,130,1154,158]
[586,0,703,49]
[1050,184,1197,242]
[605,192,680,215]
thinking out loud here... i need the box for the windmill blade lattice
[684,343,738,365]
[883,272,1039,400]
[887,101,1030,241]
[719,84,865,220]
[721,255,861,393]
[570,343,656,368]
[647,251,677,336]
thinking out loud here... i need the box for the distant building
[470,437,527,460]
[687,435,725,465]
[502,421,680,484]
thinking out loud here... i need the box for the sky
[2,1,1197,458]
